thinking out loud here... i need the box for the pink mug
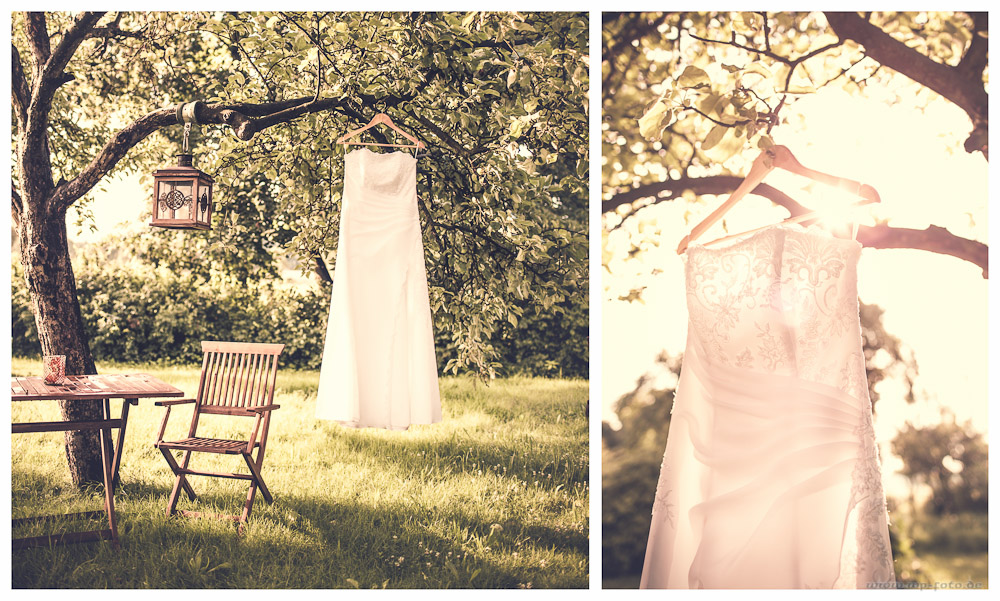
[43,355,66,385]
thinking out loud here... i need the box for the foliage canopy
[12,11,589,378]
[602,11,987,281]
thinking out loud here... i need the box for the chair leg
[177,453,197,501]
[239,480,258,528]
[160,448,197,501]
[242,451,273,504]
[161,449,196,517]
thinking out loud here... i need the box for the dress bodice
[684,224,867,401]
[345,148,417,198]
[643,223,895,589]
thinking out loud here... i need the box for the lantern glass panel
[199,184,213,226]
[156,179,194,221]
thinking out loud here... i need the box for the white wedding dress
[315,148,442,430]
[640,224,895,589]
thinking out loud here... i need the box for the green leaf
[741,61,772,80]
[786,81,816,94]
[509,118,524,138]
[510,20,536,33]
[704,126,744,163]
[677,65,710,89]
[698,92,723,116]
[732,12,761,35]
[637,100,669,140]
[701,124,727,151]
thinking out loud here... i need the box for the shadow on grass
[307,426,587,493]
[12,433,587,588]
[12,484,584,589]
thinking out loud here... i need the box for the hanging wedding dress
[316,148,442,430]
[640,223,895,589]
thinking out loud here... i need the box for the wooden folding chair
[155,341,284,527]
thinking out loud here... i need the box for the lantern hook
[176,101,204,153]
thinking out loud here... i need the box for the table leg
[99,401,120,550]
[111,398,136,491]
[12,417,124,550]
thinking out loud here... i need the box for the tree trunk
[18,198,110,486]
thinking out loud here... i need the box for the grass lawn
[913,551,988,589]
[11,357,589,589]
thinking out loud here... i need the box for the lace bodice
[345,148,417,198]
[642,223,895,588]
[684,224,867,402]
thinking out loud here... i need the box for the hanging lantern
[151,102,214,230]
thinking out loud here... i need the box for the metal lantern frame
[150,101,214,230]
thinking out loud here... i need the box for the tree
[11,11,588,485]
[602,11,987,278]
[892,417,988,515]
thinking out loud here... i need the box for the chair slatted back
[195,341,284,416]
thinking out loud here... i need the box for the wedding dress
[640,223,895,589]
[315,148,442,430]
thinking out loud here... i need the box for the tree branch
[603,175,806,214]
[24,12,51,75]
[208,96,351,141]
[37,12,105,96]
[12,184,23,228]
[84,24,149,42]
[314,256,332,284]
[24,12,104,164]
[406,110,491,158]
[11,44,30,128]
[783,40,844,91]
[860,223,987,278]
[50,106,176,212]
[957,12,988,81]
[604,176,988,276]
[687,30,792,65]
[681,105,757,129]
[49,95,363,212]
[824,12,987,130]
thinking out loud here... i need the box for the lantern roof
[152,153,214,181]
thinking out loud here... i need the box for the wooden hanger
[676,145,880,253]
[336,113,425,150]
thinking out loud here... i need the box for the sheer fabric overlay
[315,149,442,430]
[640,224,895,589]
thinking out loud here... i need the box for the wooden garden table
[11,373,184,550]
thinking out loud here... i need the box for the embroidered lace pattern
[646,223,894,588]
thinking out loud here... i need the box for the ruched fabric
[641,224,894,589]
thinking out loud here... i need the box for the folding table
[11,373,184,550]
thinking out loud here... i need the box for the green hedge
[11,258,329,370]
[12,255,587,377]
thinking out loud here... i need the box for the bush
[12,230,585,376]
[80,269,330,369]
[491,298,588,379]
[601,447,660,579]
[11,254,330,370]
[910,512,989,554]
[10,260,39,358]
